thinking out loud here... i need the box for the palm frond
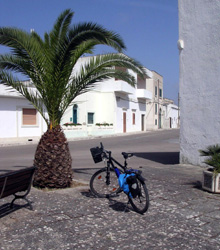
[58,53,146,117]
[199,144,220,156]
[0,9,146,129]
[0,70,48,125]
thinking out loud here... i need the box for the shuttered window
[22,108,37,125]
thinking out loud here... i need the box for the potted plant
[199,144,220,193]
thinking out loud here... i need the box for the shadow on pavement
[72,168,100,175]
[183,181,203,190]
[133,152,179,165]
[81,191,130,213]
[0,202,32,219]
[81,190,96,198]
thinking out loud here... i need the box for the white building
[178,0,220,165]
[0,56,170,141]
[0,83,47,140]
[62,57,153,138]
[162,98,179,129]
[145,71,164,130]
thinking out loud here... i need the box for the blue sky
[0,0,179,104]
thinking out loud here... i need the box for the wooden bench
[0,167,35,209]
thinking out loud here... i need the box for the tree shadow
[72,168,100,176]
[133,152,180,165]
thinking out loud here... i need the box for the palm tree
[0,9,147,188]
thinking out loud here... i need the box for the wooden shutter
[23,108,37,125]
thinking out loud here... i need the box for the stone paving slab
[1,163,220,250]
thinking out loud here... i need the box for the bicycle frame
[106,151,127,170]
[103,148,145,182]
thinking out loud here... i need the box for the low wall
[62,125,115,139]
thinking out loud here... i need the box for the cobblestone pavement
[1,163,220,250]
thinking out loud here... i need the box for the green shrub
[199,144,220,174]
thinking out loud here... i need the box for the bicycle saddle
[122,152,134,159]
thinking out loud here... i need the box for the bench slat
[0,167,35,180]
[3,173,33,185]
[0,167,35,199]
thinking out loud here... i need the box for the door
[159,108,162,129]
[141,114,145,131]
[123,112,126,133]
[73,105,78,124]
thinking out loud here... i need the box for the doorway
[159,108,162,129]
[123,112,126,133]
[73,104,78,124]
[141,114,145,131]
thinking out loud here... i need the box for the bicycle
[89,142,149,214]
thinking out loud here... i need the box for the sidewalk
[1,162,220,249]
[0,131,150,147]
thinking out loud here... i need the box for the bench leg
[10,192,33,210]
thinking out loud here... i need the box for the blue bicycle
[90,142,149,214]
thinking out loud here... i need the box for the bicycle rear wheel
[90,167,121,198]
[129,177,149,214]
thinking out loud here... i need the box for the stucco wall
[179,0,220,165]
[0,96,46,138]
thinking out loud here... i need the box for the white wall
[115,93,145,133]
[62,91,115,126]
[179,0,220,165]
[0,96,47,138]
[163,104,179,129]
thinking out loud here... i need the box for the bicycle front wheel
[129,177,149,214]
[90,167,121,198]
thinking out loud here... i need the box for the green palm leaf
[0,9,146,129]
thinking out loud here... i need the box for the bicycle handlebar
[100,142,111,158]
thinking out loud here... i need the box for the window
[22,108,37,125]
[155,119,157,125]
[132,113,135,125]
[155,104,158,115]
[155,86,157,96]
[88,112,94,124]
[159,88,162,98]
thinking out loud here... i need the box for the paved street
[0,129,179,174]
[1,129,220,249]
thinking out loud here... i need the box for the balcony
[136,89,152,100]
[114,80,134,95]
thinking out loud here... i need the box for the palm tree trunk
[33,125,73,188]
